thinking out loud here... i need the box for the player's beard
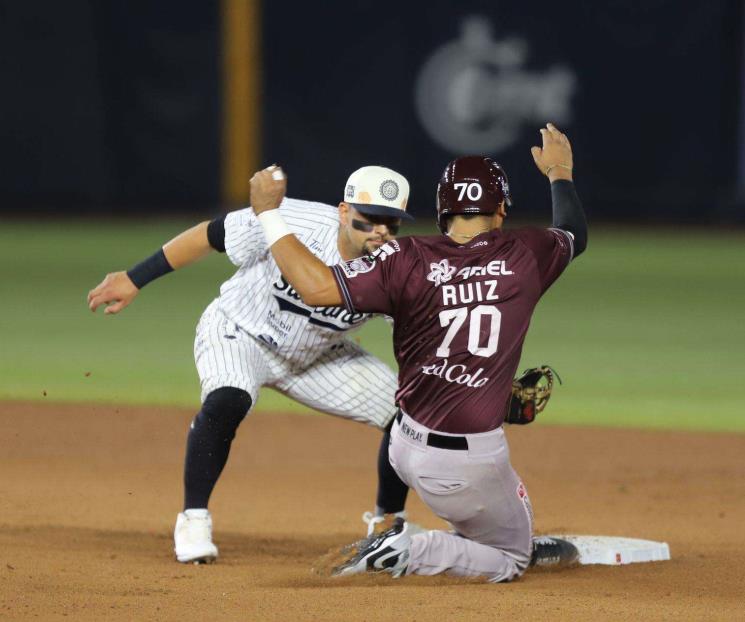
[362,237,386,256]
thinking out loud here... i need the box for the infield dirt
[1,402,743,621]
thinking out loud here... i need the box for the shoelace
[362,512,385,536]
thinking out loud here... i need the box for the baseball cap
[343,166,414,221]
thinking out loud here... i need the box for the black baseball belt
[395,410,469,451]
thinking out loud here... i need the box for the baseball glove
[505,365,561,425]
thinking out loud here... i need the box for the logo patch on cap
[379,179,399,201]
[345,184,355,199]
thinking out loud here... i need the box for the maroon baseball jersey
[331,227,574,434]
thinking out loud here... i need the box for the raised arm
[248,166,342,307]
[531,123,588,257]
[88,220,216,314]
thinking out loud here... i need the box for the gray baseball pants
[388,411,533,582]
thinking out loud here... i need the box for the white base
[545,535,671,565]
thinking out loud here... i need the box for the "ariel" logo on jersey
[427,259,456,286]
[456,260,512,280]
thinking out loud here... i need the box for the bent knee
[491,546,531,583]
[202,387,252,422]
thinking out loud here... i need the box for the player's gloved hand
[87,271,139,315]
[249,165,287,215]
[505,365,561,425]
[530,123,573,183]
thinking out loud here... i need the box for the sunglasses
[351,218,400,236]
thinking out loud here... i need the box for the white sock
[184,508,209,519]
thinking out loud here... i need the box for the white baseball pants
[388,411,533,582]
[194,301,398,429]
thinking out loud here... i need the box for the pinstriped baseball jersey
[215,198,374,366]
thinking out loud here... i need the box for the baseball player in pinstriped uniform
[246,123,588,581]
[87,166,415,563]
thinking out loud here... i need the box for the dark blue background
[262,1,741,222]
[0,0,741,221]
[0,1,220,210]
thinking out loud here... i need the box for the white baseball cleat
[174,509,219,564]
[333,521,411,578]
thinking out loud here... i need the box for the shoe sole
[176,556,217,566]
[176,553,217,564]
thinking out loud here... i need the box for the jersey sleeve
[223,207,268,267]
[518,227,574,292]
[331,240,407,315]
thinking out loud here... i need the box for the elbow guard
[207,216,227,252]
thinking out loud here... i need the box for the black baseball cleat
[530,536,580,568]
[333,521,411,578]
[341,514,407,557]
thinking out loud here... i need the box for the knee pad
[198,387,252,430]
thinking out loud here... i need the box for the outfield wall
[0,1,742,222]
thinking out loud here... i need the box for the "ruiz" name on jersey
[442,280,499,306]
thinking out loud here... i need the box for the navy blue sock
[375,420,409,514]
[183,387,252,510]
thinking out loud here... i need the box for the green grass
[1,219,743,432]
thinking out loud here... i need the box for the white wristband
[257,210,292,247]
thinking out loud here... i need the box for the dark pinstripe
[194,198,397,428]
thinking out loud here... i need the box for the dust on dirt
[1,401,743,621]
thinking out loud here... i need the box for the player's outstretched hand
[530,123,573,182]
[249,165,287,215]
[87,271,139,315]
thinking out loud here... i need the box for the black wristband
[126,248,174,289]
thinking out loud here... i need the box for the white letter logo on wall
[415,16,576,154]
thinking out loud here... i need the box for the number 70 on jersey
[436,305,500,358]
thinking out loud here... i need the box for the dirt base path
[1,401,743,621]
